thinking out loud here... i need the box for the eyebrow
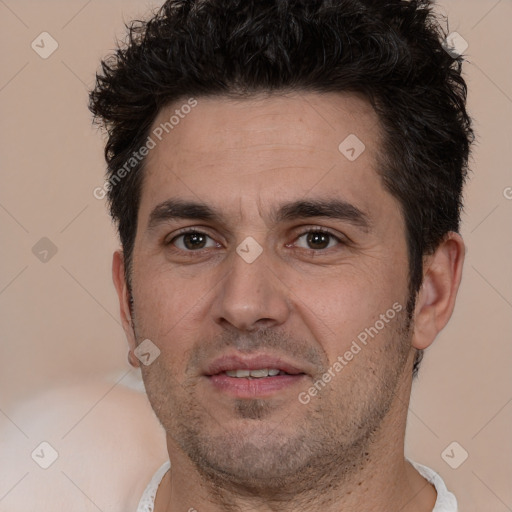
[147,198,371,232]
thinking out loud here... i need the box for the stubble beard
[137,304,413,498]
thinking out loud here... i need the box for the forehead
[138,92,393,227]
[148,91,379,159]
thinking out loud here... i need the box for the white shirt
[136,459,457,511]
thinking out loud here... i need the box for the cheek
[287,257,408,356]
[131,265,209,352]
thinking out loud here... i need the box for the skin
[112,92,465,511]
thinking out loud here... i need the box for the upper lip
[204,353,308,376]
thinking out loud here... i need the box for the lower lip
[207,374,306,398]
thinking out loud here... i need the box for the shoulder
[408,459,458,512]
[136,461,171,512]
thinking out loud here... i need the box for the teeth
[225,368,283,378]
[250,369,269,378]
[226,369,250,378]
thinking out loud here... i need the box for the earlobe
[411,232,465,351]
[112,250,139,363]
[127,350,140,368]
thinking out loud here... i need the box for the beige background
[0,0,511,510]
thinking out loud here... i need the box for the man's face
[127,92,415,488]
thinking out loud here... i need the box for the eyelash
[166,227,346,254]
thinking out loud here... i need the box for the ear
[112,250,139,366]
[412,232,465,350]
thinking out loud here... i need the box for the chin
[183,420,314,486]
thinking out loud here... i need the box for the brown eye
[170,230,217,251]
[295,230,342,250]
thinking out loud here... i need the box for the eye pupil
[184,233,206,250]
[307,232,330,250]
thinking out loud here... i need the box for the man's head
[89,0,472,495]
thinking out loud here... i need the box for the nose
[212,243,291,332]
